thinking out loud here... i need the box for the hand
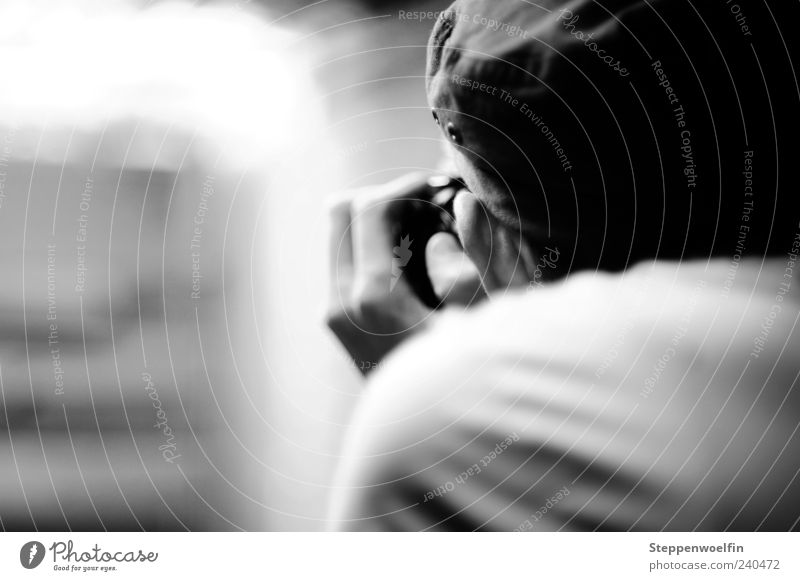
[325,173,485,374]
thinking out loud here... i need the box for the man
[325,0,800,530]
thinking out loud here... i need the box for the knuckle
[325,189,354,210]
[324,305,350,331]
[326,194,352,222]
[350,189,380,216]
[352,287,391,323]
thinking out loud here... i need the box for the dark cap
[425,0,798,264]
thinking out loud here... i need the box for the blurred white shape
[0,0,339,531]
[0,0,319,170]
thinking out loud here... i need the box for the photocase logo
[20,541,46,569]
[390,234,413,292]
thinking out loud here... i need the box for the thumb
[426,232,487,307]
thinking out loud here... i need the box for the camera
[392,175,465,309]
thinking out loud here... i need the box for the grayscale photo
[0,0,798,550]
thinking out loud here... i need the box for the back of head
[427,0,799,271]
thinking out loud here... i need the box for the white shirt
[329,258,800,531]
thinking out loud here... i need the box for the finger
[326,191,356,309]
[350,173,435,300]
[352,172,431,207]
[453,190,532,295]
[425,232,486,307]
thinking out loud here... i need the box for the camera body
[392,175,463,309]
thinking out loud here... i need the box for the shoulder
[365,257,797,434]
[334,259,800,530]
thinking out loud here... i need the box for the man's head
[426,0,797,293]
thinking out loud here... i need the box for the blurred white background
[0,0,446,530]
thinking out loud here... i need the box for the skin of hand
[326,173,477,373]
[325,168,541,374]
